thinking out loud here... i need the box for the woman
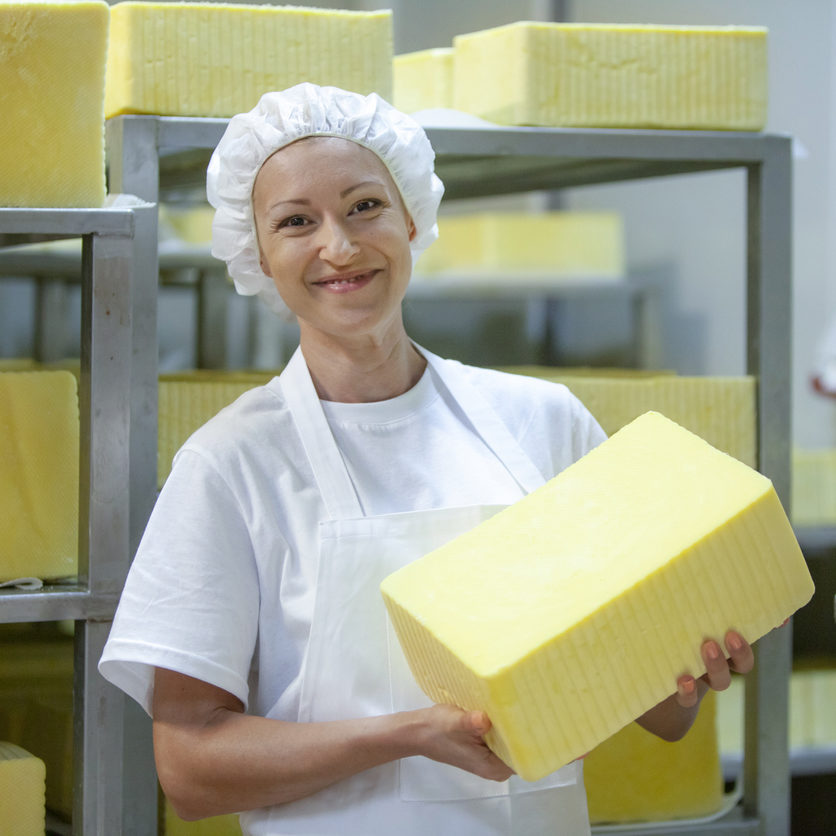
[100,84,753,835]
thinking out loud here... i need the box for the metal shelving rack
[0,197,155,835]
[105,115,794,835]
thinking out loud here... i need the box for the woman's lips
[312,270,376,292]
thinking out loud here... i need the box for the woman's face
[252,136,416,346]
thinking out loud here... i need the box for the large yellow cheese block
[453,22,767,130]
[0,0,108,207]
[380,411,814,781]
[0,372,79,582]
[502,369,757,468]
[164,800,241,835]
[585,692,723,824]
[158,372,274,486]
[105,2,393,118]
[0,742,45,836]
[393,47,453,113]
[414,212,624,279]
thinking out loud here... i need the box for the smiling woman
[98,84,753,836]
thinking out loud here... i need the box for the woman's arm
[152,667,512,821]
[636,629,755,742]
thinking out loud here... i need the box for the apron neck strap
[280,343,547,521]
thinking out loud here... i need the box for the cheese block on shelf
[791,447,836,526]
[393,47,454,113]
[453,22,767,130]
[0,742,45,836]
[105,2,393,118]
[414,211,624,279]
[0,0,108,207]
[585,692,723,824]
[0,372,79,582]
[501,369,757,468]
[158,372,275,486]
[381,411,814,781]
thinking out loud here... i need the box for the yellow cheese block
[585,692,723,824]
[502,369,757,468]
[381,411,814,781]
[792,448,836,526]
[415,212,624,279]
[0,372,79,582]
[164,799,241,835]
[453,22,767,130]
[158,372,274,486]
[0,742,46,836]
[0,0,108,207]
[393,47,454,113]
[105,2,393,118]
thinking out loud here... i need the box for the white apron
[242,347,591,836]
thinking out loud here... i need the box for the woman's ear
[259,251,273,278]
[407,216,417,242]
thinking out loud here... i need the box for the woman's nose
[317,217,359,264]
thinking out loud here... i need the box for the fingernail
[707,642,721,660]
[728,633,743,651]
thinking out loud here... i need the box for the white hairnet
[207,83,445,316]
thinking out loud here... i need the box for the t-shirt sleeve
[98,449,260,716]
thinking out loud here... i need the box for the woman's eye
[276,215,308,230]
[352,198,382,214]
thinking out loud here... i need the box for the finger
[463,710,491,737]
[701,639,732,691]
[676,675,700,708]
[724,630,755,675]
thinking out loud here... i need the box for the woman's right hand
[401,703,514,782]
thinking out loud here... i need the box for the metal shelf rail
[0,197,154,835]
[106,116,794,836]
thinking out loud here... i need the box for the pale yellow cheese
[453,22,767,130]
[0,0,108,207]
[791,447,836,526]
[0,742,45,836]
[0,372,79,582]
[381,411,814,781]
[158,372,274,486]
[164,800,242,835]
[501,369,757,468]
[105,3,393,118]
[585,692,723,824]
[393,47,454,113]
[415,212,624,280]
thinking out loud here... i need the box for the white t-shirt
[99,358,605,725]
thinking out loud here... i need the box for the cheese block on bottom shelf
[0,742,45,836]
[380,411,814,781]
[0,372,79,582]
[453,22,767,130]
[105,2,393,118]
[0,0,108,207]
[584,692,723,824]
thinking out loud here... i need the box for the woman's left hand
[674,629,755,708]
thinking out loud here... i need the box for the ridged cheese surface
[393,47,453,113]
[792,448,836,525]
[453,22,767,129]
[585,692,722,824]
[0,372,79,581]
[415,212,624,279]
[381,411,814,781]
[105,3,393,118]
[0,0,108,207]
[0,742,45,836]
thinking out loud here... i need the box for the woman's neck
[299,328,426,403]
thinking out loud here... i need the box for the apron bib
[245,347,590,836]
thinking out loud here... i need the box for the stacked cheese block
[105,2,393,118]
[158,371,275,486]
[380,411,814,781]
[503,368,757,467]
[393,47,454,112]
[395,22,767,130]
[414,211,624,280]
[0,0,109,207]
[792,448,836,526]
[0,742,46,835]
[0,372,79,582]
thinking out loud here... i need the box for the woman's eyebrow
[341,180,385,198]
